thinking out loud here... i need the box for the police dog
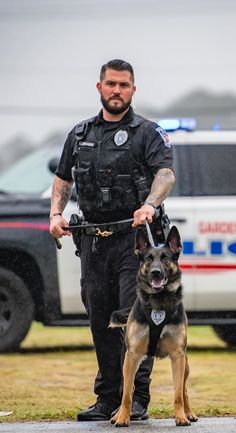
[109,226,198,427]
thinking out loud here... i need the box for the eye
[161,253,170,262]
[105,80,115,87]
[120,82,130,88]
[145,255,153,263]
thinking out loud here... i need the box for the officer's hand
[132,204,155,227]
[50,215,72,238]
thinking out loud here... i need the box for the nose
[150,268,162,278]
[113,84,121,94]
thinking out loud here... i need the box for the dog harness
[141,285,184,357]
[143,305,171,357]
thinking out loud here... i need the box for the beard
[100,94,132,115]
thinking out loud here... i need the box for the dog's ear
[134,228,151,257]
[165,226,182,258]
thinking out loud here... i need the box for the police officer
[50,59,175,421]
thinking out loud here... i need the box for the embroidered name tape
[79,142,95,148]
[151,310,166,326]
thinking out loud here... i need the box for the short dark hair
[100,59,135,82]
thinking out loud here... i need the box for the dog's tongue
[151,277,167,289]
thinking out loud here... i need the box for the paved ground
[0,418,235,433]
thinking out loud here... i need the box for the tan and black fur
[109,226,198,427]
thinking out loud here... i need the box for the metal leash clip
[95,228,113,237]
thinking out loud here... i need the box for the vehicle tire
[213,324,236,347]
[0,267,34,352]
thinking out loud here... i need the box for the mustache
[109,96,123,101]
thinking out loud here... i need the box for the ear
[165,226,182,258]
[96,82,101,94]
[134,228,151,257]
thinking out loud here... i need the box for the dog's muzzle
[150,269,168,290]
[151,277,168,289]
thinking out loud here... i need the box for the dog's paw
[187,411,198,422]
[111,408,130,427]
[110,407,119,424]
[175,415,191,426]
[115,420,130,427]
[112,416,130,427]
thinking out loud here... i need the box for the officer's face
[96,68,136,115]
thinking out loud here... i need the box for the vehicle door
[189,142,236,311]
[165,141,197,311]
[56,199,86,315]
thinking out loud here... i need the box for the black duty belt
[80,221,133,237]
[54,218,134,249]
[55,215,161,249]
[66,218,134,237]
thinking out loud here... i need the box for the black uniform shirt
[56,107,173,182]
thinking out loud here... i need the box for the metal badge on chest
[151,310,166,326]
[114,130,128,146]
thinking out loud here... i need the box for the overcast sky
[0,0,235,145]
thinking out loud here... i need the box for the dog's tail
[109,307,132,328]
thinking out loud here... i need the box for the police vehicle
[162,120,236,347]
[0,120,236,352]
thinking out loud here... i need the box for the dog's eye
[161,253,169,262]
[145,255,153,263]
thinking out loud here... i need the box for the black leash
[62,217,134,231]
[54,217,156,250]
[54,218,134,249]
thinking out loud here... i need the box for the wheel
[213,324,236,347]
[0,267,34,352]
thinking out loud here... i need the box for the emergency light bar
[158,118,196,132]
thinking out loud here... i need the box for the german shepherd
[109,226,198,427]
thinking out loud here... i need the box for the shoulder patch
[156,126,172,148]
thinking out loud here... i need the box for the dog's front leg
[170,350,191,426]
[183,354,198,423]
[111,351,144,427]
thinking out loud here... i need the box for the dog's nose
[150,268,162,278]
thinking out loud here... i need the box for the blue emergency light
[158,118,196,132]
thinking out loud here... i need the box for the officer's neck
[102,107,130,122]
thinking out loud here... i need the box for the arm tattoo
[145,168,175,207]
[51,176,73,213]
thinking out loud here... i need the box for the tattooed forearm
[145,168,175,207]
[50,175,73,215]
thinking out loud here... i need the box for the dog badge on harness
[151,310,166,326]
[114,130,128,146]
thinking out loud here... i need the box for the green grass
[0,323,235,422]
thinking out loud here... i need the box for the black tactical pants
[80,230,154,410]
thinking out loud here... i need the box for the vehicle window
[170,145,192,196]
[170,143,236,197]
[190,144,236,196]
[0,146,61,194]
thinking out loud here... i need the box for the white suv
[165,128,236,345]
